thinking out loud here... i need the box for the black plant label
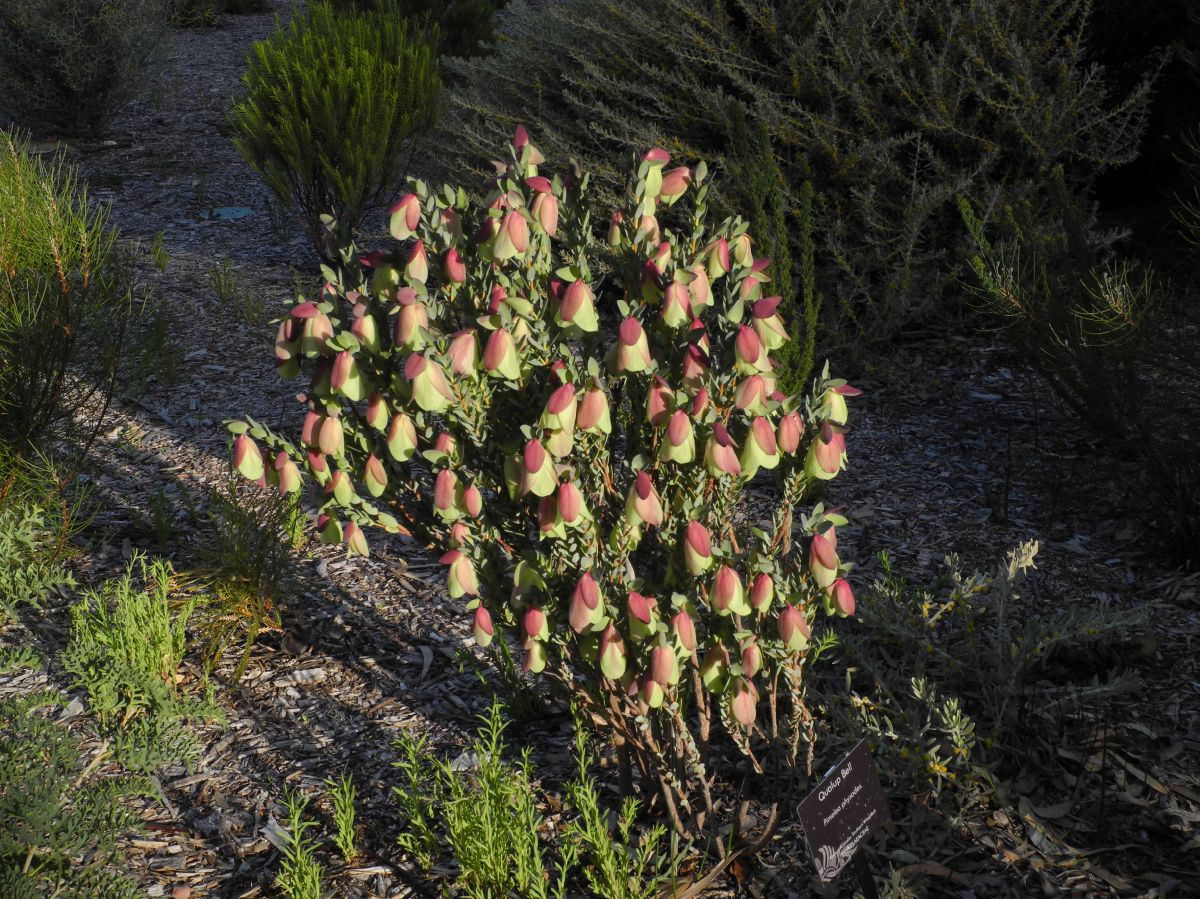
[797,739,890,883]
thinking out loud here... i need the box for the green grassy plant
[0,449,78,623]
[190,479,305,679]
[0,132,131,454]
[229,1,442,254]
[276,790,326,899]
[210,260,267,329]
[326,0,503,60]
[0,690,151,896]
[0,1,164,136]
[60,554,220,772]
[325,772,358,862]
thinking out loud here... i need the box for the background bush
[325,0,505,60]
[0,133,131,457]
[0,0,165,136]
[441,0,1153,349]
[229,0,442,253]
[168,0,271,26]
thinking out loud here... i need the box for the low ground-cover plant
[0,450,79,623]
[168,0,270,26]
[392,705,677,898]
[230,130,861,869]
[229,1,442,254]
[326,0,503,60]
[0,688,151,897]
[61,554,220,772]
[275,789,326,899]
[0,132,131,455]
[0,0,164,135]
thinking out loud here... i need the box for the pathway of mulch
[1,4,1197,897]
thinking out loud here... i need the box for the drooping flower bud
[682,521,713,575]
[740,416,781,478]
[809,531,839,589]
[405,240,428,283]
[443,248,467,284]
[805,422,846,481]
[705,238,730,279]
[440,550,479,598]
[779,604,811,652]
[482,328,521,380]
[646,376,672,426]
[732,233,753,267]
[624,471,664,528]
[404,353,454,412]
[658,407,695,463]
[777,410,804,454]
[650,643,679,685]
[363,454,388,498]
[493,210,530,261]
[734,326,772,375]
[344,521,369,558]
[556,480,586,526]
[700,644,730,691]
[542,382,577,430]
[740,638,762,677]
[520,438,557,497]
[388,193,421,240]
[233,433,264,481]
[750,572,775,613]
[729,677,758,728]
[712,565,750,616]
[640,675,665,710]
[331,350,365,401]
[462,484,483,518]
[434,469,463,522]
[825,578,856,617]
[300,310,334,358]
[818,383,863,426]
[608,210,624,247]
[577,383,612,433]
[659,166,691,205]
[274,451,302,494]
[523,641,548,674]
[522,605,549,645]
[350,312,380,355]
[447,329,480,377]
[608,317,652,374]
[318,415,344,457]
[661,281,692,328]
[569,572,605,634]
[472,606,495,647]
[626,591,658,641]
[599,624,627,680]
[751,296,789,350]
[531,191,559,236]
[557,279,599,332]
[734,375,770,414]
[671,609,697,654]
[386,412,417,462]
[327,469,355,505]
[687,265,712,310]
[704,423,741,477]
[318,513,342,544]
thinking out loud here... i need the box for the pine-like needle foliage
[0,691,151,897]
[230,1,442,253]
[442,0,1154,347]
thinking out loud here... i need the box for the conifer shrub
[229,130,863,859]
[0,132,132,455]
[0,0,164,136]
[962,174,1200,566]
[0,690,151,897]
[229,1,442,254]
[440,0,1154,348]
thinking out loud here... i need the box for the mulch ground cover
[1,4,1197,896]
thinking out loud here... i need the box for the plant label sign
[798,739,889,883]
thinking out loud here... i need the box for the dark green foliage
[962,175,1200,566]
[0,450,78,624]
[168,0,271,26]
[0,1,165,136]
[326,0,504,60]
[729,108,817,395]
[60,555,220,772]
[442,0,1153,346]
[229,1,442,253]
[0,690,150,897]
[0,133,132,455]
[190,479,304,680]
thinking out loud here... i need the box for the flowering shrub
[229,130,860,854]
